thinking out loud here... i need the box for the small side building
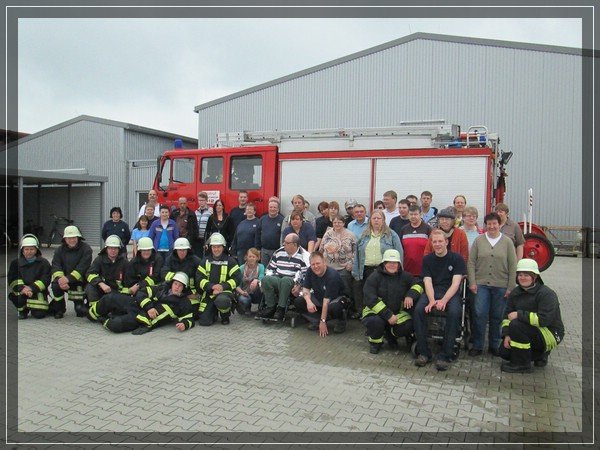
[12,115,197,246]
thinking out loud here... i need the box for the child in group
[235,247,265,315]
[131,215,151,257]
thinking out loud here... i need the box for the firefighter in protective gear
[361,249,423,354]
[196,233,241,326]
[500,258,565,373]
[8,234,52,319]
[87,237,163,332]
[160,237,202,312]
[50,225,93,318]
[132,271,195,334]
[122,237,163,300]
[84,234,127,316]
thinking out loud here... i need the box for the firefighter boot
[369,342,383,354]
[221,312,230,325]
[74,301,88,318]
[501,347,532,373]
[534,351,550,368]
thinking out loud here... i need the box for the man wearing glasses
[256,233,310,321]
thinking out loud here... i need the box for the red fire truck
[153,120,554,270]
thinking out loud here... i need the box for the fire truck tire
[524,233,555,272]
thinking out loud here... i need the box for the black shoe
[74,304,88,317]
[307,322,319,331]
[501,362,532,373]
[488,347,500,357]
[534,352,549,367]
[369,343,382,354]
[132,326,152,335]
[333,320,346,334]
[18,311,28,320]
[54,312,64,319]
[468,349,482,357]
[350,311,362,320]
[436,358,450,371]
[221,316,230,325]
[386,333,398,349]
[273,307,285,321]
[256,305,276,319]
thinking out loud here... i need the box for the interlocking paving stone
[3,252,585,444]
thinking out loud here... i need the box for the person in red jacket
[423,208,469,265]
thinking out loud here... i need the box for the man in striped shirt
[256,233,310,321]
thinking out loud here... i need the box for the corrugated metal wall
[17,119,199,236]
[196,38,583,228]
[18,120,125,223]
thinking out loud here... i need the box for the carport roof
[4,167,108,185]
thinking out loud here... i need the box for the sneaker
[307,322,319,331]
[18,311,28,320]
[333,320,346,334]
[255,305,276,319]
[414,354,431,367]
[369,343,382,354]
[468,349,483,357]
[435,358,450,371]
[273,307,285,321]
[501,362,533,373]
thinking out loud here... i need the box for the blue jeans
[413,293,462,361]
[472,285,507,352]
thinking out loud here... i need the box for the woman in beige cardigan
[467,212,517,357]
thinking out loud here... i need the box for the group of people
[8,188,564,374]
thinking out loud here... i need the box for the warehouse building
[11,115,197,246]
[194,32,585,230]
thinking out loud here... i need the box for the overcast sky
[17,16,582,139]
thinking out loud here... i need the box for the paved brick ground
[2,248,589,446]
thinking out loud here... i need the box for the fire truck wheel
[524,233,555,272]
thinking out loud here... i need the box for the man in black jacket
[49,225,93,318]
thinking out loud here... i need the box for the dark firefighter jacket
[51,240,93,285]
[362,264,424,321]
[86,248,128,291]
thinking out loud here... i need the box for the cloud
[17,17,582,137]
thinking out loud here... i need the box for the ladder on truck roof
[216,120,462,148]
[216,122,499,154]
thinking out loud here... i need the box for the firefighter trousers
[149,300,195,330]
[198,292,234,326]
[362,309,414,345]
[9,292,48,318]
[498,319,560,366]
[88,292,143,333]
[49,281,87,316]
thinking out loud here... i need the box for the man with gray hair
[256,232,310,322]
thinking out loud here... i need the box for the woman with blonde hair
[352,209,403,285]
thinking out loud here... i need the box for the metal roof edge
[11,115,198,148]
[193,32,583,112]
[4,167,109,184]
